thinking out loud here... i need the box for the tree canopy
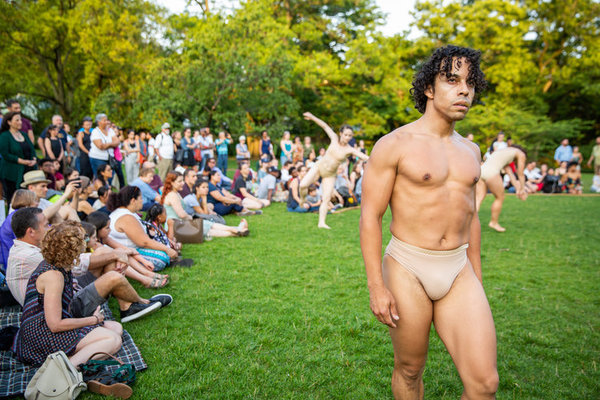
[0,0,597,158]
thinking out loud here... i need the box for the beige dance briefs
[384,235,469,301]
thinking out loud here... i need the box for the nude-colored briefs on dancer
[316,158,338,178]
[384,235,469,301]
[480,147,518,181]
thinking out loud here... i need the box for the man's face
[9,102,21,113]
[241,164,250,178]
[31,213,49,246]
[52,115,63,127]
[29,183,48,199]
[41,162,54,174]
[497,133,505,142]
[426,57,475,122]
[208,159,216,169]
[186,172,197,186]
[562,139,569,146]
[141,172,153,183]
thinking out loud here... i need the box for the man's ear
[424,83,434,100]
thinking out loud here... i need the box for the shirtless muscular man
[360,45,498,399]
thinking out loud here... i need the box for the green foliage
[0,0,597,160]
[0,0,163,124]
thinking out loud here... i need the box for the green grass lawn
[88,193,599,399]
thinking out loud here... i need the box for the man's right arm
[360,134,401,328]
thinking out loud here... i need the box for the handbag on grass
[173,219,204,244]
[25,351,87,400]
[78,352,136,386]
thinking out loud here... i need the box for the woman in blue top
[279,131,293,165]
[215,131,232,175]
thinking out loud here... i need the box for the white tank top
[108,208,143,248]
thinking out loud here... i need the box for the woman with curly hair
[107,186,177,272]
[12,221,123,368]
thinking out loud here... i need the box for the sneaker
[120,301,161,323]
[149,294,173,308]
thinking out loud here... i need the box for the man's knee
[477,370,499,395]
[394,357,426,383]
[99,270,127,290]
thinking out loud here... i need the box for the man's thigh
[383,255,433,370]
[70,282,106,318]
[432,262,497,386]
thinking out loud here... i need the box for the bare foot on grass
[489,222,506,232]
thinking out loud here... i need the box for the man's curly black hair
[410,45,487,114]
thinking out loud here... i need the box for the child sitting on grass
[306,184,321,212]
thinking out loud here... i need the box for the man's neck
[17,237,40,248]
[418,110,456,138]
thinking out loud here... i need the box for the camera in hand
[66,178,82,188]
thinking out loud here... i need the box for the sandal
[236,229,250,237]
[153,273,169,280]
[147,276,169,289]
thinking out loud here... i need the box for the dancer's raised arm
[303,112,338,143]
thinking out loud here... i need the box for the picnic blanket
[0,303,147,398]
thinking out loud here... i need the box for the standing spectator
[198,127,214,171]
[571,146,582,169]
[180,128,197,169]
[292,136,304,163]
[147,132,156,163]
[0,112,37,201]
[77,116,94,179]
[554,138,573,165]
[89,113,119,179]
[279,131,293,165]
[154,123,174,181]
[303,136,314,161]
[491,131,507,153]
[43,125,65,165]
[38,115,67,157]
[123,129,140,184]
[586,136,600,175]
[215,131,232,176]
[6,99,34,144]
[260,131,275,163]
[138,131,149,166]
[236,135,251,163]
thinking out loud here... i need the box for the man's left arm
[467,207,482,283]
